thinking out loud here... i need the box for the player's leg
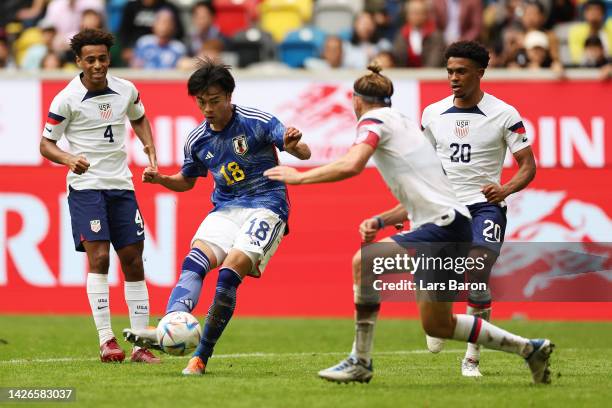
[183,208,285,375]
[462,203,506,376]
[67,187,124,362]
[418,298,553,384]
[318,237,404,383]
[123,211,232,348]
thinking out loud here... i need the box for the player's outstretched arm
[131,115,157,169]
[359,204,407,243]
[264,143,374,185]
[283,127,311,160]
[142,167,197,192]
[482,146,536,203]
[40,137,90,175]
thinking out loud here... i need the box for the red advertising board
[0,79,610,319]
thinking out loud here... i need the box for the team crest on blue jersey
[90,219,101,233]
[98,103,113,120]
[232,135,249,155]
[454,120,470,138]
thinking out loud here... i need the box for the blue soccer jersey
[181,105,289,221]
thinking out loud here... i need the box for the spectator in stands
[581,35,612,79]
[131,9,186,69]
[519,0,561,65]
[40,50,64,69]
[509,29,563,74]
[430,0,482,44]
[0,36,16,69]
[188,1,223,56]
[374,50,396,68]
[543,0,575,30]
[392,0,445,67]
[481,0,523,60]
[177,38,225,70]
[568,0,612,65]
[119,0,185,65]
[21,19,58,70]
[80,8,105,30]
[0,0,46,28]
[343,11,392,69]
[44,0,105,51]
[304,35,345,70]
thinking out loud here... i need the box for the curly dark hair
[187,57,236,96]
[69,29,114,57]
[444,41,490,69]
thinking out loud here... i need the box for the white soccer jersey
[355,107,470,229]
[43,74,146,190]
[421,93,530,205]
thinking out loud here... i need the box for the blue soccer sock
[193,267,242,364]
[166,248,211,314]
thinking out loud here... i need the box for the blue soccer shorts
[467,202,507,255]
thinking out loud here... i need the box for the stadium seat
[313,0,361,35]
[231,27,277,67]
[278,26,326,67]
[259,0,314,43]
[213,0,261,37]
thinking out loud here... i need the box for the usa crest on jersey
[98,103,113,120]
[90,219,101,233]
[454,120,470,138]
[232,135,248,155]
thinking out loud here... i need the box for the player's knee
[421,313,454,338]
[90,251,110,272]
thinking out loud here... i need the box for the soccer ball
[156,311,202,356]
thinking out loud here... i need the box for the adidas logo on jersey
[205,151,214,160]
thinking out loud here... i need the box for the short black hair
[444,41,490,69]
[584,0,606,14]
[70,29,114,57]
[187,57,236,96]
[192,1,215,16]
[585,35,603,48]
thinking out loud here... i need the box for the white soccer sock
[350,307,379,364]
[453,314,533,358]
[124,280,150,351]
[464,305,492,361]
[87,273,114,346]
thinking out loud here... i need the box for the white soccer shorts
[191,207,286,277]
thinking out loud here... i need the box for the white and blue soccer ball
[156,311,202,356]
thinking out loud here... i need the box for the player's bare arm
[482,146,536,203]
[359,204,407,243]
[142,168,197,192]
[265,143,373,184]
[39,137,90,175]
[283,126,311,160]
[130,115,157,169]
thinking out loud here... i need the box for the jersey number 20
[450,143,471,163]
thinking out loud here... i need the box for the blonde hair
[353,61,393,106]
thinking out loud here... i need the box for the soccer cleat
[131,348,161,364]
[100,338,125,363]
[525,339,554,384]
[317,355,373,383]
[182,356,206,376]
[461,358,482,377]
[123,327,162,351]
[426,335,445,353]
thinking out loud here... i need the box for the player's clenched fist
[142,166,160,183]
[68,155,90,175]
[359,218,380,243]
[481,183,508,204]
[283,127,302,150]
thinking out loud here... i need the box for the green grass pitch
[0,316,611,407]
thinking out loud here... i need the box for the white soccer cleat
[426,335,445,353]
[525,339,554,384]
[123,327,162,351]
[318,355,373,383]
[461,358,482,377]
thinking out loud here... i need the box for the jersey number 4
[220,161,245,185]
[450,143,471,163]
[104,125,114,143]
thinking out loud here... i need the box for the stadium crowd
[0,0,610,78]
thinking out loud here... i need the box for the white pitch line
[0,349,466,365]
